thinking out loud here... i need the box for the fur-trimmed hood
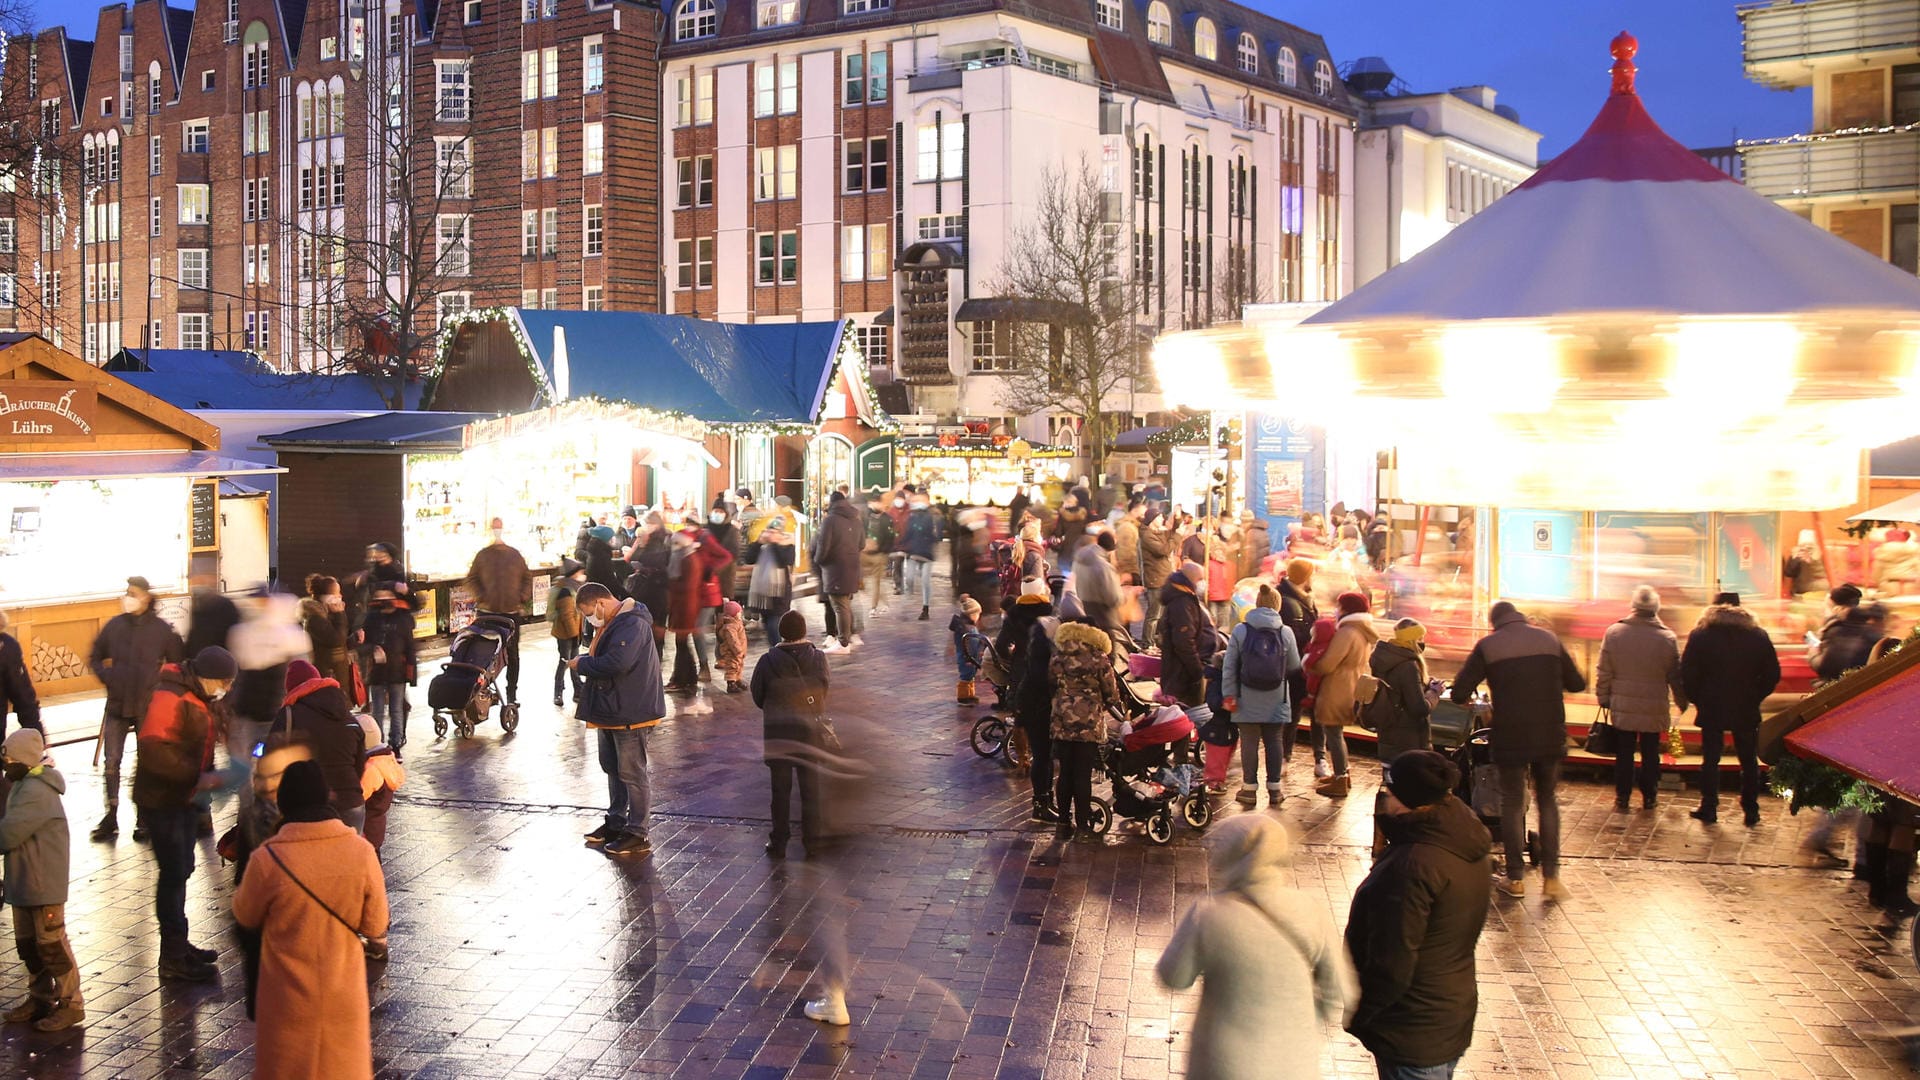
[1055,620,1113,656]
[1697,603,1757,630]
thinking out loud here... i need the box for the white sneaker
[848,635,865,649]
[1314,760,1333,780]
[872,605,889,616]
[803,990,850,1026]
[820,640,847,655]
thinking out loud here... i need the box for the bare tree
[0,23,86,352]
[1208,242,1268,324]
[278,45,499,407]
[990,158,1145,477]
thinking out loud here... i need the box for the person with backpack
[900,494,944,620]
[549,559,587,707]
[1221,584,1303,808]
[861,489,898,617]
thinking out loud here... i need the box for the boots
[1877,850,1919,915]
[919,606,930,621]
[1315,774,1351,799]
[1235,787,1258,807]
[1267,783,1283,806]
[1030,795,1061,823]
[957,681,978,705]
[90,809,118,842]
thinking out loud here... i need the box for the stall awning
[0,452,286,483]
[1849,492,1920,523]
[1784,648,1920,804]
[1112,426,1167,449]
[954,297,1086,325]
[264,412,493,453]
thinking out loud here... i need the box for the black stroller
[1092,707,1211,843]
[428,613,521,739]
[1452,727,1540,867]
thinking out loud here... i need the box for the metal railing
[1740,127,1920,198]
[1739,0,1920,84]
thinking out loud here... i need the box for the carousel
[1155,32,1920,691]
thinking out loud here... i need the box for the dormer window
[674,0,717,40]
[1236,32,1256,74]
[1194,18,1216,61]
[1146,1,1171,44]
[1276,46,1296,86]
[1095,0,1121,31]
[1314,58,1333,95]
[757,0,797,28]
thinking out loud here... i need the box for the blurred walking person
[466,518,532,706]
[88,576,184,842]
[753,610,829,858]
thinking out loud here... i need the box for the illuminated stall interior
[897,435,1074,506]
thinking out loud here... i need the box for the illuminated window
[1194,18,1216,61]
[1146,2,1171,44]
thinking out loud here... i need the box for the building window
[437,214,472,276]
[844,0,888,11]
[437,137,472,197]
[178,184,210,224]
[542,208,558,254]
[1146,1,1171,44]
[916,122,965,181]
[677,156,714,206]
[0,219,12,254]
[851,324,888,369]
[756,231,797,284]
[584,286,604,311]
[180,313,209,350]
[845,50,889,105]
[584,205,604,254]
[182,118,209,153]
[758,0,797,27]
[916,214,963,240]
[522,210,539,255]
[583,122,605,174]
[757,59,798,116]
[674,0,716,40]
[845,136,890,192]
[677,237,715,288]
[149,74,162,112]
[151,196,163,235]
[244,42,270,87]
[436,60,471,121]
[583,36,605,93]
[1276,47,1297,86]
[0,274,10,309]
[543,127,558,175]
[842,223,888,281]
[245,311,271,350]
[179,248,210,290]
[521,47,558,99]
[1236,33,1257,74]
[244,110,270,155]
[1095,0,1121,31]
[1194,18,1216,61]
[201,70,216,92]
[971,320,1012,371]
[1314,59,1334,96]
[150,135,163,174]
[756,146,798,200]
[438,292,472,324]
[465,0,482,22]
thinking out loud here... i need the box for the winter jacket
[1220,607,1300,725]
[668,529,734,630]
[1810,608,1885,682]
[1113,517,1143,584]
[716,610,749,676]
[996,595,1054,693]
[547,578,584,640]
[1784,546,1828,595]
[573,599,666,730]
[185,590,241,659]
[627,534,672,629]
[1301,619,1338,709]
[1141,525,1178,589]
[0,632,41,731]
[1594,612,1686,733]
[900,507,943,560]
[1182,532,1207,567]
[751,640,829,763]
[585,536,627,601]
[1237,520,1271,582]
[0,764,69,906]
[1449,608,1587,765]
[1681,604,1781,732]
[1014,616,1062,732]
[1311,613,1380,729]
[864,508,898,553]
[1346,795,1493,1069]
[1367,641,1432,762]
[707,519,742,599]
[1073,543,1124,611]
[89,608,185,720]
[359,746,407,802]
[136,666,226,814]
[466,541,533,613]
[1157,573,1215,707]
[298,599,355,691]
[1054,503,1092,556]
[274,675,369,813]
[814,500,866,597]
[1050,622,1120,743]
[234,819,389,1080]
[359,606,417,685]
[1207,533,1239,603]
[1157,822,1357,1080]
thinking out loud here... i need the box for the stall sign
[0,382,97,441]
[1498,509,1583,601]
[530,573,553,617]
[1244,413,1324,540]
[189,479,219,552]
[448,584,476,634]
[412,588,439,639]
[1717,513,1779,600]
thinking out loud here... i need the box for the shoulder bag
[1583,706,1619,756]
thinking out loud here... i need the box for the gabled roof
[1783,644,1920,804]
[163,2,195,78]
[104,349,425,411]
[276,0,309,63]
[61,33,96,120]
[502,309,852,426]
[264,412,493,452]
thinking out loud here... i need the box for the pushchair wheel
[1181,795,1212,829]
[1145,809,1174,845]
[432,711,449,738]
[1088,798,1113,836]
[500,704,520,734]
[970,716,1009,759]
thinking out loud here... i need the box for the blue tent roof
[508,310,846,425]
[264,412,493,452]
[105,349,425,411]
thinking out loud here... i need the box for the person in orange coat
[234,759,390,1080]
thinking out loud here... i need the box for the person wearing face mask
[349,543,411,643]
[359,587,418,756]
[886,488,912,595]
[300,575,357,702]
[568,583,666,857]
[87,576,185,843]
[0,726,84,1032]
[132,645,237,982]
[706,498,742,605]
[466,517,533,706]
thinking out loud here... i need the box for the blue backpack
[1239,625,1287,692]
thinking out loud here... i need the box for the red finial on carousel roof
[1610,30,1638,96]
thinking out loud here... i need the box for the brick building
[0,0,662,372]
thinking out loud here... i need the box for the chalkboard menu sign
[190,479,219,552]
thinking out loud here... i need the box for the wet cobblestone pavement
[8,582,1920,1078]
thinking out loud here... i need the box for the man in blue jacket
[568,583,666,858]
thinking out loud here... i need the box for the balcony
[1741,0,1920,88]
[1740,128,1920,200]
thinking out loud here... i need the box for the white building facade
[660,0,1357,444]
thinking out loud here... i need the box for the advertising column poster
[1244,414,1325,542]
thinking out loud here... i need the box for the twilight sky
[26,0,1809,154]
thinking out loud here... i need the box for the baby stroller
[1452,727,1539,867]
[428,613,521,739]
[1088,706,1210,844]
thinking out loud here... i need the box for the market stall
[897,434,1074,506]
[1153,33,1920,699]
[0,333,280,694]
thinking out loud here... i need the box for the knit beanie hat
[2,727,45,765]
[960,595,982,618]
[1180,560,1205,584]
[1391,618,1426,649]
[1336,591,1370,617]
[1385,750,1457,809]
[1021,577,1050,600]
[1630,585,1661,616]
[1285,559,1314,587]
[778,609,809,641]
[1829,584,1863,608]
[191,646,238,682]
[1712,591,1741,607]
[356,714,386,750]
[277,759,336,823]
[285,659,322,691]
